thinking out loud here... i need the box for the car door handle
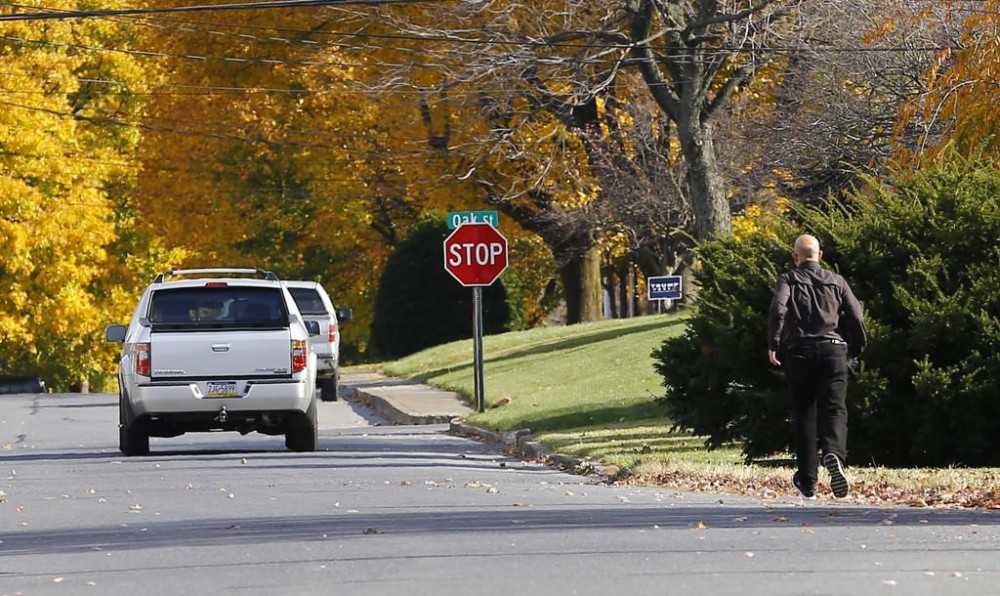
[212,344,231,352]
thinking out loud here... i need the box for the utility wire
[0,0,450,22]
[0,31,957,85]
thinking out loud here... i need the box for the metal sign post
[443,217,508,414]
[472,286,485,412]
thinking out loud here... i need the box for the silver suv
[282,281,351,401]
[105,269,319,455]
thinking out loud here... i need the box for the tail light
[328,322,338,343]
[135,343,151,377]
[291,340,307,373]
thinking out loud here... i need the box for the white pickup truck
[105,268,319,456]
[283,280,352,402]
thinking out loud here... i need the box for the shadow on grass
[474,400,669,434]
[407,316,685,385]
[489,316,685,364]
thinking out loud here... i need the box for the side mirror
[336,308,353,323]
[105,324,127,342]
[304,320,321,337]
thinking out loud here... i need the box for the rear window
[287,288,328,315]
[148,286,289,329]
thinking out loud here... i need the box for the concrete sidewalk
[340,368,475,425]
[339,367,602,475]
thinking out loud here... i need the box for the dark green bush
[370,216,512,359]
[653,218,797,460]
[655,155,1000,466]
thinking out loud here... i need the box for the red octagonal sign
[443,222,509,286]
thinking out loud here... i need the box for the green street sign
[447,210,499,229]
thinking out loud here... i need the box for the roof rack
[153,268,280,283]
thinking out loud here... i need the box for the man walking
[768,234,866,499]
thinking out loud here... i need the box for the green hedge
[370,216,512,359]
[655,155,1000,466]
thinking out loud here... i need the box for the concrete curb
[449,417,610,479]
[349,387,458,425]
[343,380,472,426]
[340,371,609,481]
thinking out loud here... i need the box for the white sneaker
[823,453,849,498]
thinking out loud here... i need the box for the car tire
[285,400,318,452]
[319,374,338,402]
[119,393,150,456]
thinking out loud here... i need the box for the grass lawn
[376,313,1000,509]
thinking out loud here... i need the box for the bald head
[793,234,821,261]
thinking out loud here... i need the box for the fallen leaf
[363,527,379,535]
[773,516,789,522]
[693,521,707,530]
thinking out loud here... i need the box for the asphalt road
[2,391,999,596]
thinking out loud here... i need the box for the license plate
[205,381,238,398]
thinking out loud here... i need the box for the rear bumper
[315,354,338,379]
[128,378,314,418]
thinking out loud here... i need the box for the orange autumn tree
[131,7,412,354]
[336,2,665,323]
[893,2,1000,163]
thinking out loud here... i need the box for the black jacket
[768,261,867,357]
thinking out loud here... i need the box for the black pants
[786,342,849,487]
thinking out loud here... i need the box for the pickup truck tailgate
[151,330,292,379]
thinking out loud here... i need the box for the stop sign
[443,222,509,286]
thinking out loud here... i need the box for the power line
[0,99,497,167]
[0,30,957,87]
[0,0,450,22]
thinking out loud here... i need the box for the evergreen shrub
[655,156,1000,466]
[370,216,512,359]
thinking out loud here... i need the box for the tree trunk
[677,117,732,241]
[557,241,603,324]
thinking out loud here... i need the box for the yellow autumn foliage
[0,1,168,390]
